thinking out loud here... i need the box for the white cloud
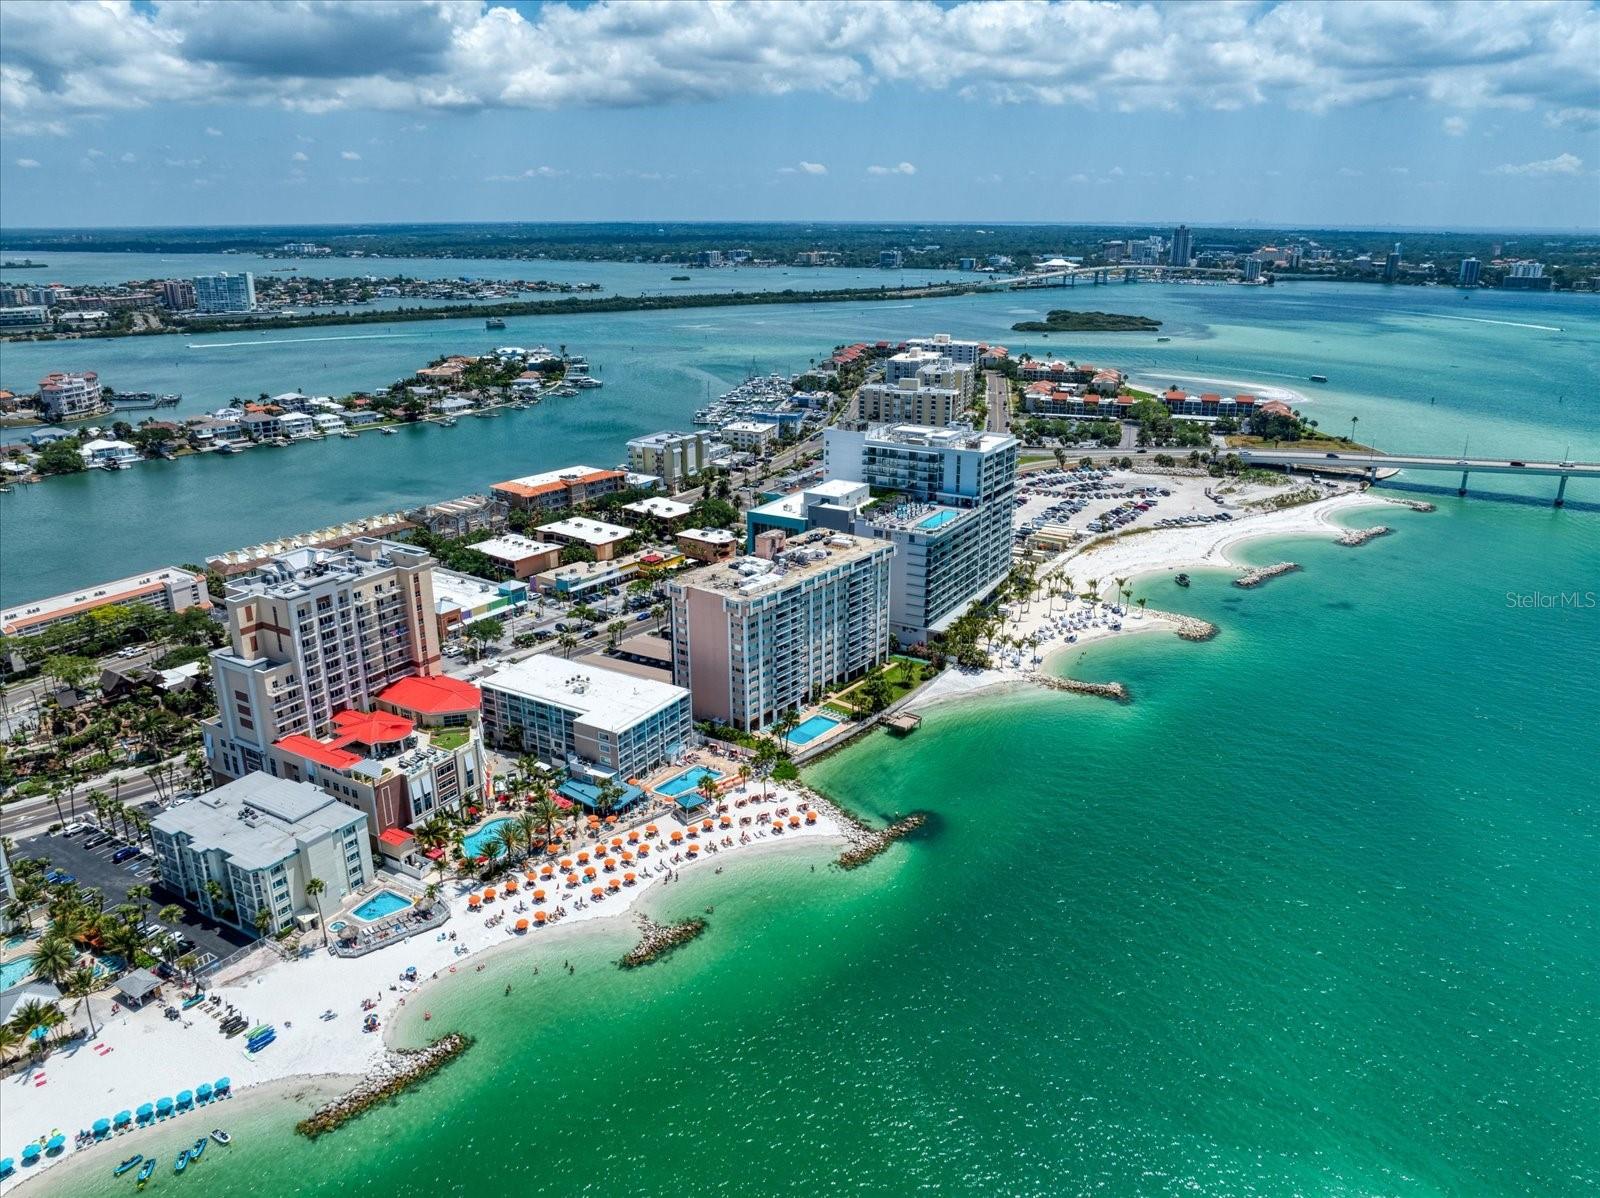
[1442,116,1468,136]
[1387,166,1410,175]
[15,157,40,168]
[486,165,569,182]
[1491,153,1583,176]
[1338,167,1364,177]
[3,1,1594,132]
[340,149,361,160]
[205,125,223,136]
[1545,106,1600,132]
[797,160,827,175]
[120,151,136,163]
[291,150,309,162]
[867,161,916,176]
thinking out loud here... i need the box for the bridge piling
[1458,470,1469,496]
[1555,475,1568,507]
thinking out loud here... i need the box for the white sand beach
[0,784,841,1194]
[913,489,1398,708]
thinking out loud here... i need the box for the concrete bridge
[1237,449,1599,506]
[980,264,1245,288]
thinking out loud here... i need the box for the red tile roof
[331,708,415,744]
[273,733,363,770]
[378,674,482,715]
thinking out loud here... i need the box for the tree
[43,654,95,694]
[253,909,274,938]
[861,671,894,714]
[737,763,753,792]
[531,795,561,848]
[158,903,184,927]
[64,966,100,1037]
[30,935,77,987]
[304,877,328,946]
[557,632,579,659]
[651,602,668,634]
[516,811,542,857]
[696,772,719,812]
[595,776,626,823]
[7,998,65,1058]
[203,878,225,918]
[35,440,87,475]
[773,708,801,752]
[0,1023,23,1066]
[605,619,628,650]
[463,617,505,660]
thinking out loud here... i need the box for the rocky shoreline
[1033,675,1130,702]
[619,915,708,969]
[1148,610,1219,641]
[1337,525,1392,546]
[295,1032,473,1139]
[1386,498,1436,512]
[836,813,929,870]
[1234,561,1301,588]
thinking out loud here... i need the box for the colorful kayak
[114,1154,143,1177]
[175,1150,188,1175]
[136,1159,156,1189]
[182,993,207,1009]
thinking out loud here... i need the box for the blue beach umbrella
[215,1077,231,1093]
[1,1157,16,1176]
[156,1097,174,1115]
[20,1144,40,1163]
[176,1090,193,1108]
[92,1118,111,1136]
[136,1103,154,1122]
[115,1110,132,1125]
[197,1082,213,1101]
[44,1134,65,1153]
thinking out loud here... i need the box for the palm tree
[304,877,328,946]
[737,763,753,793]
[595,776,625,824]
[29,936,77,988]
[8,998,65,1059]
[202,879,226,920]
[605,619,627,650]
[64,966,100,1037]
[695,772,719,812]
[651,602,668,635]
[1085,578,1101,608]
[773,708,801,752]
[515,811,541,858]
[157,903,184,927]
[530,795,561,849]
[557,632,579,659]
[0,1023,23,1066]
[1136,597,1148,618]
[1114,577,1129,606]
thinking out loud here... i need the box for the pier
[1237,449,1598,507]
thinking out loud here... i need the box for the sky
[1,0,1597,231]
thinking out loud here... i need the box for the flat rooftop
[867,423,1014,453]
[679,527,737,543]
[473,534,562,561]
[538,517,633,545]
[479,653,687,734]
[151,773,359,871]
[431,568,521,612]
[621,497,693,520]
[627,430,701,448]
[672,533,888,599]
[2,566,205,634]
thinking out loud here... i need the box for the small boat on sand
[174,1150,189,1175]
[189,1137,206,1162]
[210,1129,231,1146]
[136,1159,156,1189]
[114,1154,143,1177]
[182,993,206,1009]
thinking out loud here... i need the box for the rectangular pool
[461,818,514,859]
[0,955,34,991]
[917,509,962,530]
[352,890,413,923]
[787,713,843,746]
[655,766,722,797]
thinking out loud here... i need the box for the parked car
[112,845,141,864]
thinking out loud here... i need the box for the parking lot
[13,825,252,965]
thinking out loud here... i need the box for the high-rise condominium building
[668,533,892,731]
[626,430,708,489]
[1169,225,1193,269]
[192,271,256,314]
[202,539,442,781]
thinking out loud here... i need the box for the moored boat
[136,1159,156,1189]
[1175,573,1191,587]
[190,1137,206,1161]
[1309,374,1328,383]
[210,1128,231,1146]
[114,1154,143,1177]
[485,317,506,330]
[174,1150,188,1175]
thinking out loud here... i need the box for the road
[985,370,1011,435]
[1,767,175,839]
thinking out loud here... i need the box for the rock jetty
[296,1032,472,1139]
[1034,675,1130,703]
[1337,525,1392,546]
[1386,498,1436,512]
[1234,562,1300,588]
[619,915,707,969]
[836,814,928,871]
[1148,610,1219,641]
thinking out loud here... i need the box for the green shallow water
[39,497,1599,1197]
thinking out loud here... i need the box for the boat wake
[1424,314,1563,333]
[189,333,416,349]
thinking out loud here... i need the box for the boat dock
[884,712,922,736]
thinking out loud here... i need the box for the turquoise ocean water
[10,271,1600,1196]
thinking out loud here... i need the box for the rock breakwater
[296,1032,472,1139]
[1234,562,1300,588]
[620,916,707,969]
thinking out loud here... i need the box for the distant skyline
[2,1,1597,231]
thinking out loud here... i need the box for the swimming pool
[0,955,34,991]
[351,890,413,922]
[917,509,961,530]
[461,818,515,859]
[786,714,844,746]
[655,766,722,797]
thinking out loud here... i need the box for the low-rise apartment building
[479,655,692,783]
[626,431,708,489]
[149,772,373,936]
[490,465,626,513]
[37,371,103,420]
[2,566,210,638]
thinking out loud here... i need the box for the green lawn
[832,657,930,715]
[430,728,470,751]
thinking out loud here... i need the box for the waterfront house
[25,427,71,447]
[79,438,141,467]
[279,411,316,439]
[345,409,382,426]
[313,412,347,435]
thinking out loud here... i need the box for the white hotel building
[668,533,891,731]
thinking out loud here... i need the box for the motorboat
[1309,374,1328,383]
[113,1154,143,1177]
[136,1159,156,1189]
[1175,573,1191,587]
[380,427,396,435]
[210,1129,231,1146]
[174,1150,189,1175]
[189,1137,206,1162]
